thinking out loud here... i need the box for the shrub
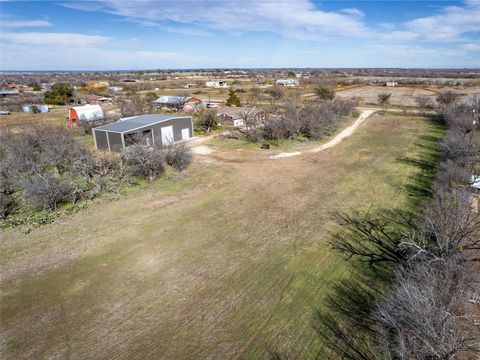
[164,142,192,171]
[195,110,218,133]
[436,91,459,108]
[123,145,165,180]
[315,86,335,100]
[377,92,392,108]
[0,193,15,219]
[0,158,18,195]
[21,173,72,211]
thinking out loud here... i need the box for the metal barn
[92,114,193,152]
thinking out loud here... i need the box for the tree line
[312,97,480,359]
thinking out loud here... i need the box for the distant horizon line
[1,67,480,73]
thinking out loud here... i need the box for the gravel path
[269,109,375,159]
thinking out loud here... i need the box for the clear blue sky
[0,0,479,70]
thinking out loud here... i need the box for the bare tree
[375,260,480,359]
[266,86,284,107]
[436,91,460,108]
[123,144,165,180]
[195,110,218,133]
[21,172,72,211]
[415,95,433,114]
[164,142,192,171]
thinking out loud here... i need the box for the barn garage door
[161,126,174,144]
[181,128,190,140]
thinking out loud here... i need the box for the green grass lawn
[0,114,444,359]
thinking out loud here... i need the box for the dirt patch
[192,146,214,155]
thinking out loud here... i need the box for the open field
[0,106,68,129]
[335,84,479,107]
[0,113,444,359]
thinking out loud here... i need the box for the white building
[386,81,398,87]
[276,79,299,87]
[206,80,228,88]
[109,86,124,92]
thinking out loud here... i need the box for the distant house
[206,80,228,88]
[471,175,480,194]
[386,81,398,87]
[108,86,124,92]
[0,89,19,98]
[183,83,196,89]
[153,96,205,112]
[67,104,105,127]
[88,81,110,89]
[98,97,112,104]
[22,104,49,113]
[276,79,299,87]
[92,114,193,152]
[216,106,266,127]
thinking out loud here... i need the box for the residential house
[88,81,110,89]
[216,106,266,127]
[275,79,299,87]
[108,86,124,92]
[206,80,228,88]
[153,96,205,112]
[386,81,398,87]
[471,175,480,194]
[22,104,49,113]
[0,89,19,98]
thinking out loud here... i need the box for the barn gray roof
[94,114,188,133]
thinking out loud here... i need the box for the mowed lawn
[0,114,443,359]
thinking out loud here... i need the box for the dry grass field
[335,84,479,107]
[0,113,443,359]
[0,106,68,129]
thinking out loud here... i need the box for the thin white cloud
[0,32,110,47]
[1,19,53,28]
[62,0,480,46]
[340,8,365,18]
[406,0,480,41]
[372,44,466,58]
[462,43,480,51]
[382,31,419,42]
[63,0,375,41]
[158,26,213,37]
[0,42,182,70]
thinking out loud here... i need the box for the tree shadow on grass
[397,129,445,201]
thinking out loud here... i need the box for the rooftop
[472,175,480,189]
[94,114,189,133]
[217,106,262,119]
[153,96,191,105]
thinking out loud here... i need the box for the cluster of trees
[44,83,75,105]
[244,100,355,142]
[315,99,480,359]
[0,93,44,111]
[0,127,191,222]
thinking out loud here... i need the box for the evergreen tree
[226,89,241,107]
